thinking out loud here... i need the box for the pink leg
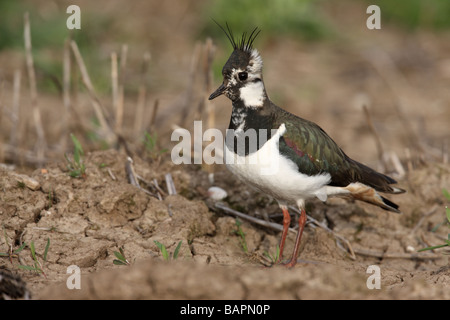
[276,205,290,263]
[284,208,307,268]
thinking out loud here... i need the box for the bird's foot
[282,259,298,268]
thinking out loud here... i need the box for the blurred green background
[1,0,450,93]
[0,0,449,166]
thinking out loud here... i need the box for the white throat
[239,81,265,107]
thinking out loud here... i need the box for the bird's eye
[238,72,248,81]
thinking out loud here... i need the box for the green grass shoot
[65,133,86,178]
[18,238,50,278]
[113,247,130,266]
[263,245,281,265]
[154,240,182,261]
[234,218,248,253]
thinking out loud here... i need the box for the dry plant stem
[384,151,406,178]
[404,148,414,171]
[9,70,21,147]
[197,38,215,118]
[363,102,405,178]
[125,157,139,187]
[134,52,151,138]
[107,168,116,181]
[24,12,47,164]
[137,185,159,199]
[70,40,115,145]
[147,99,159,133]
[362,105,384,164]
[111,51,119,127]
[165,173,177,195]
[202,38,216,178]
[135,174,164,200]
[125,171,159,200]
[181,42,201,128]
[215,203,297,234]
[134,85,147,136]
[205,40,216,131]
[125,157,163,200]
[139,98,159,157]
[152,178,166,200]
[114,45,127,134]
[61,38,72,151]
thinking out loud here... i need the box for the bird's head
[209,23,266,107]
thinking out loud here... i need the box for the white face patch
[249,49,263,74]
[239,80,265,107]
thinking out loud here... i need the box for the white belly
[224,124,332,203]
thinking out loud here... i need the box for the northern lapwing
[209,24,405,268]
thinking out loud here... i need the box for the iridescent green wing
[277,113,399,192]
[278,117,348,179]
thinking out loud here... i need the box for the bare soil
[1,149,449,300]
[0,0,449,300]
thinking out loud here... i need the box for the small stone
[208,186,228,201]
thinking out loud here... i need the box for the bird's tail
[344,182,402,213]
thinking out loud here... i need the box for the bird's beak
[208,83,226,100]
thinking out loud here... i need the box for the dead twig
[214,203,297,234]
[125,157,139,187]
[180,42,201,128]
[24,12,47,164]
[165,173,177,195]
[9,70,21,147]
[362,105,384,164]
[61,38,72,152]
[382,151,406,178]
[139,99,160,157]
[152,179,165,200]
[134,52,151,138]
[148,99,159,133]
[70,40,115,145]
[124,157,160,199]
[107,168,116,181]
[135,174,163,200]
[202,38,217,181]
[114,44,128,134]
[111,51,119,129]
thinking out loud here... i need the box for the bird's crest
[213,20,261,53]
